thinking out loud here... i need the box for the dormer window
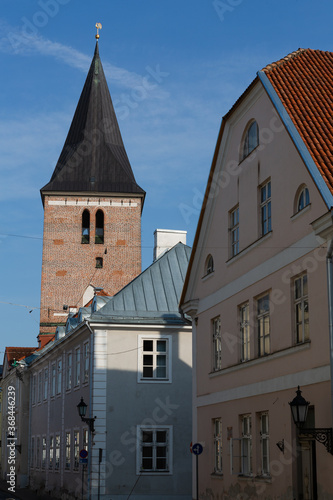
[297,186,310,212]
[205,254,214,276]
[95,210,104,244]
[81,210,90,244]
[241,121,259,161]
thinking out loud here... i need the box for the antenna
[95,22,102,40]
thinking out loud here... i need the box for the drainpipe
[326,233,333,428]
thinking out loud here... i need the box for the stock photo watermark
[6,385,17,494]
[213,0,245,22]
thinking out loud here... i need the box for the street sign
[79,449,88,459]
[192,443,203,455]
[79,457,88,464]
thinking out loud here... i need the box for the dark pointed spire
[41,42,145,200]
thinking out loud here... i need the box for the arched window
[297,186,310,212]
[95,210,104,244]
[241,121,259,161]
[205,254,214,276]
[81,210,90,244]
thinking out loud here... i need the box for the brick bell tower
[39,39,145,336]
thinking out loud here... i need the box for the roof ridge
[262,48,307,73]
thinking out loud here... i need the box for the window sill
[254,475,272,483]
[202,271,215,282]
[209,341,311,377]
[138,378,171,384]
[226,231,272,265]
[291,204,311,221]
[211,472,223,479]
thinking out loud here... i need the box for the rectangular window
[213,418,223,474]
[65,432,71,470]
[55,435,60,470]
[138,426,171,473]
[66,353,72,390]
[32,374,36,405]
[75,347,80,386]
[84,343,89,383]
[83,429,88,452]
[74,431,80,470]
[44,368,48,400]
[141,339,168,380]
[42,436,46,469]
[49,436,54,470]
[260,181,271,236]
[241,415,252,476]
[212,317,222,371]
[57,358,62,394]
[31,437,35,468]
[294,274,309,343]
[36,436,40,468]
[260,413,270,476]
[257,294,270,356]
[38,372,42,403]
[230,206,239,257]
[240,303,250,362]
[51,364,56,397]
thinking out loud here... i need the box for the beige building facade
[181,49,333,499]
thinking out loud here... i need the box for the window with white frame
[240,303,250,362]
[205,254,214,275]
[230,206,239,257]
[260,180,271,236]
[212,317,222,371]
[213,418,223,474]
[241,415,252,476]
[65,432,71,470]
[83,428,88,451]
[139,337,171,382]
[84,342,89,383]
[38,372,42,403]
[42,436,46,469]
[294,274,309,343]
[257,294,270,356]
[137,426,172,474]
[241,121,259,161]
[259,413,269,476]
[75,347,80,386]
[32,374,36,405]
[55,435,60,470]
[44,368,48,400]
[66,353,72,390]
[51,363,56,397]
[74,431,80,470]
[297,186,310,212]
[57,358,62,395]
[49,435,54,470]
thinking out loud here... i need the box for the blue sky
[1,0,333,353]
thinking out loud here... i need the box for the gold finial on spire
[95,22,102,40]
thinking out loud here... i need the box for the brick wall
[40,195,142,333]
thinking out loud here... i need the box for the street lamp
[77,397,96,433]
[289,386,333,454]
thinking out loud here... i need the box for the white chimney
[153,229,187,261]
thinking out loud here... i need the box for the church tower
[39,39,145,336]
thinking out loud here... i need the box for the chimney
[153,229,187,261]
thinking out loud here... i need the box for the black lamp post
[289,386,333,455]
[77,397,96,433]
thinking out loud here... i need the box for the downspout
[327,232,333,429]
[85,319,95,500]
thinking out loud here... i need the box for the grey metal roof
[91,242,192,324]
[41,42,145,200]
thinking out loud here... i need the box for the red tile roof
[5,346,36,366]
[262,48,333,194]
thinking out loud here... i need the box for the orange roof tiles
[5,346,36,366]
[262,48,333,194]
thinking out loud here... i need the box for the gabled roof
[91,242,192,324]
[3,347,36,373]
[41,42,145,201]
[180,48,333,307]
